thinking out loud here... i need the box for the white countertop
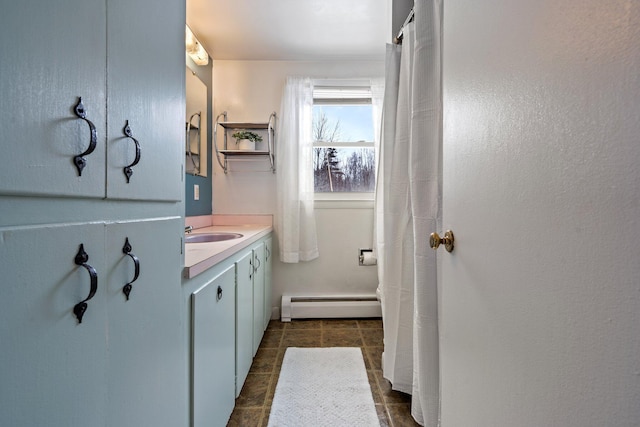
[183,224,272,279]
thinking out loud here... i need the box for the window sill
[314,195,374,209]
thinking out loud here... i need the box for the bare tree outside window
[313,111,375,193]
[313,111,341,144]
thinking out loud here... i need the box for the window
[312,85,376,198]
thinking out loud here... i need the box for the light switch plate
[194,184,200,200]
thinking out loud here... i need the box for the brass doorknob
[429,230,454,252]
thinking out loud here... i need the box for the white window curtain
[275,77,319,263]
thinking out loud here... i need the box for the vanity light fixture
[185,25,209,66]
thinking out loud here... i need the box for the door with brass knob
[429,230,454,252]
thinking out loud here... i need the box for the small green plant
[232,130,263,143]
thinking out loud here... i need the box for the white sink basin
[185,232,244,243]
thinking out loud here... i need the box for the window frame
[312,81,376,201]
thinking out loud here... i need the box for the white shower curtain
[375,1,442,425]
[276,77,319,263]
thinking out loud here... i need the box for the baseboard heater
[281,294,381,322]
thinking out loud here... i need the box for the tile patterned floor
[227,318,420,427]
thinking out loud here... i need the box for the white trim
[315,192,373,200]
[313,98,371,105]
[314,199,374,209]
[313,86,372,105]
[313,141,374,148]
[312,78,373,87]
[312,78,377,204]
[281,294,381,322]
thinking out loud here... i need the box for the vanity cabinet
[191,264,236,427]
[0,218,185,427]
[184,233,272,426]
[0,0,182,202]
[251,241,266,354]
[235,239,269,396]
[263,237,273,330]
[235,250,254,397]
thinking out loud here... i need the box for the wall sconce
[185,25,209,66]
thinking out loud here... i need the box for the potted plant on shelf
[232,130,263,151]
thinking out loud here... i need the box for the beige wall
[212,60,384,317]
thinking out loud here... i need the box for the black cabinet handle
[122,121,141,183]
[73,244,98,323]
[249,259,253,280]
[122,238,140,300]
[217,286,223,301]
[254,255,261,272]
[265,246,270,262]
[73,98,98,176]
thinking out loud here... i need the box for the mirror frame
[185,66,208,177]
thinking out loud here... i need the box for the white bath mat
[268,347,379,427]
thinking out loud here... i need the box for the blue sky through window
[313,105,374,142]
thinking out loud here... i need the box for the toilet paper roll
[360,251,377,266]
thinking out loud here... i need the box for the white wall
[212,60,384,316]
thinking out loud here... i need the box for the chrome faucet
[185,225,193,234]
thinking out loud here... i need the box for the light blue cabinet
[251,241,266,355]
[0,224,108,426]
[235,250,254,397]
[0,0,107,198]
[263,237,273,330]
[191,264,236,427]
[0,0,186,425]
[0,218,185,427]
[184,233,273,424]
[106,0,183,202]
[0,0,182,202]
[105,219,185,427]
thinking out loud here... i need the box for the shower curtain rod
[394,8,415,44]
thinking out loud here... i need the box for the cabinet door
[192,265,236,427]
[0,224,107,426]
[235,250,254,397]
[105,0,184,201]
[105,218,186,427]
[263,237,273,330]
[0,0,106,198]
[251,242,265,355]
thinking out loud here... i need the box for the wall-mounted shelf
[218,150,271,155]
[214,112,276,174]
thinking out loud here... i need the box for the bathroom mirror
[185,66,208,176]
